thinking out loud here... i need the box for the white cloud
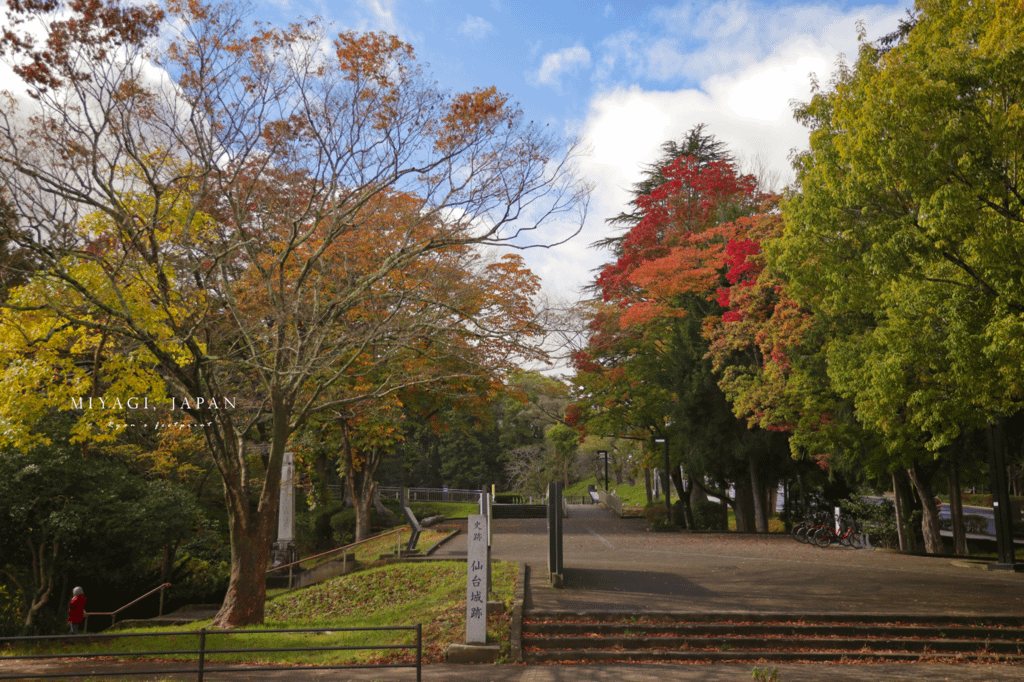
[358,0,398,34]
[459,15,495,40]
[552,2,909,300]
[632,1,902,83]
[534,46,591,89]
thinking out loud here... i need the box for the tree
[571,126,792,532]
[773,0,1024,553]
[0,415,198,629]
[0,0,588,626]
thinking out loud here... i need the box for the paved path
[4,659,1020,681]
[437,505,1024,617]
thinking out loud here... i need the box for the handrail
[266,526,406,576]
[85,583,171,630]
[598,488,624,517]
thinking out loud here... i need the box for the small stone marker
[466,514,488,644]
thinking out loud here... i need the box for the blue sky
[274,0,912,300]
[0,0,913,301]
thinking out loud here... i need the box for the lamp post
[597,450,609,491]
[654,437,670,525]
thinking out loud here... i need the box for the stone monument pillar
[271,451,298,568]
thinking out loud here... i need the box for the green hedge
[692,500,728,531]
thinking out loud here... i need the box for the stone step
[520,614,1024,663]
[524,649,1022,663]
[525,634,1024,655]
[492,504,548,519]
[523,620,1024,641]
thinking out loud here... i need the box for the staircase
[521,612,1024,663]
[492,504,548,519]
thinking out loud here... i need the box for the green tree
[773,0,1024,552]
[0,416,199,630]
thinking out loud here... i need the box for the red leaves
[597,156,760,314]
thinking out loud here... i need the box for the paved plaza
[434,505,1024,617]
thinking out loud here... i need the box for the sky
[0,0,913,302]
[274,0,913,301]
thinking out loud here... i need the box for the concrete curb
[511,562,527,663]
[423,528,460,556]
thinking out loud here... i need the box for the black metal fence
[0,625,421,681]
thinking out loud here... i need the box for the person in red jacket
[68,587,86,634]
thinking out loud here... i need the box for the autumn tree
[571,126,793,531]
[0,0,588,626]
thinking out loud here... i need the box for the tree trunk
[644,467,653,504]
[160,540,181,586]
[749,459,768,533]
[345,448,379,542]
[892,471,908,552]
[907,465,943,554]
[670,468,689,528]
[341,422,386,543]
[216,507,274,627]
[690,479,707,507]
[733,479,756,533]
[23,533,57,627]
[680,475,695,529]
[212,405,287,629]
[948,451,967,556]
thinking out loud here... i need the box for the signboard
[466,514,488,644]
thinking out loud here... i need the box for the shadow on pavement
[564,567,715,598]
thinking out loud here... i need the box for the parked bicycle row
[791,516,864,549]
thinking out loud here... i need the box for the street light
[654,437,670,525]
[597,450,609,491]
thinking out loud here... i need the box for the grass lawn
[9,561,517,668]
[564,475,650,507]
[407,500,479,520]
[726,509,785,533]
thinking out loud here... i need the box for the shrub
[330,508,376,546]
[0,583,22,637]
[672,500,688,528]
[841,496,898,548]
[692,500,728,531]
[494,493,524,504]
[643,501,668,529]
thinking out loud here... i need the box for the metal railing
[266,527,407,589]
[84,583,171,632]
[0,625,422,681]
[377,486,484,503]
[598,488,624,517]
[562,494,595,505]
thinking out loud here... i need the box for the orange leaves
[334,31,413,83]
[434,86,514,152]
